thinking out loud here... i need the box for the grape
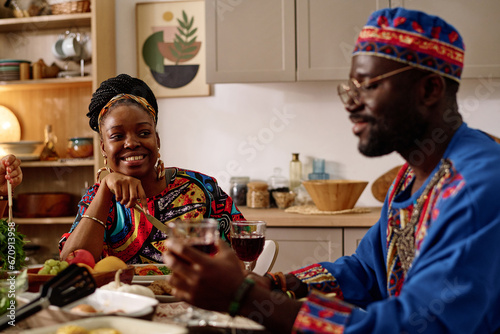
[38,268,50,275]
[46,259,57,267]
[38,259,69,275]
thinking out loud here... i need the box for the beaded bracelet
[275,272,287,293]
[82,214,106,228]
[265,272,281,291]
[228,277,255,317]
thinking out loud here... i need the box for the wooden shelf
[0,77,92,90]
[14,216,74,225]
[22,158,96,168]
[0,13,91,33]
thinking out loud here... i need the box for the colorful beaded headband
[353,7,465,82]
[98,93,157,131]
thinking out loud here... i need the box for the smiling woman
[58,74,245,264]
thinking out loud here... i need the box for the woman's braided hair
[87,74,159,132]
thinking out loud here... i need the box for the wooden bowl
[302,180,368,211]
[27,265,134,293]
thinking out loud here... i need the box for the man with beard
[163,7,500,333]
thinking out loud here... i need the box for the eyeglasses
[337,66,413,107]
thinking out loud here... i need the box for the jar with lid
[246,181,270,209]
[268,167,289,207]
[229,176,250,206]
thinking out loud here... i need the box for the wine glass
[166,218,220,326]
[230,220,266,271]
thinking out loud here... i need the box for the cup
[62,33,82,58]
[52,35,66,59]
[167,218,219,256]
[19,63,30,80]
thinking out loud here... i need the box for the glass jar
[229,176,250,206]
[67,137,94,158]
[246,181,270,209]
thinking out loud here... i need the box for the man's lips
[349,115,370,136]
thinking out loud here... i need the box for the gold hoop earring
[156,151,165,180]
[96,156,114,183]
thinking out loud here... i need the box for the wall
[116,1,500,208]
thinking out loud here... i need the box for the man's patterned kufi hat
[353,7,465,82]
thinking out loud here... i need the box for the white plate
[131,263,171,284]
[0,105,21,142]
[22,316,187,333]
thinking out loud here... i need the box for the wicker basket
[50,0,90,15]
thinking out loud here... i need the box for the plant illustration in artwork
[142,9,202,89]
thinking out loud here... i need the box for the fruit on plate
[76,263,96,274]
[37,259,69,275]
[65,249,96,268]
[94,256,128,272]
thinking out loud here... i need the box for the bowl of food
[302,180,368,211]
[27,265,135,293]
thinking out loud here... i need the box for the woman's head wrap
[87,74,159,132]
[353,7,465,82]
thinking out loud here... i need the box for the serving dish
[27,265,135,293]
[132,263,171,284]
[21,316,187,334]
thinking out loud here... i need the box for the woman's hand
[164,240,246,312]
[0,154,22,195]
[100,172,147,209]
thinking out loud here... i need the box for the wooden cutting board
[371,165,403,202]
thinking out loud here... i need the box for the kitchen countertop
[238,206,381,228]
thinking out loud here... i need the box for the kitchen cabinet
[205,0,380,83]
[344,227,370,256]
[0,0,116,261]
[399,0,500,78]
[266,227,343,273]
[205,0,296,83]
[207,0,500,83]
[240,207,379,272]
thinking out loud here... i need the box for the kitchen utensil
[302,180,368,211]
[0,264,96,331]
[371,165,403,203]
[134,204,167,233]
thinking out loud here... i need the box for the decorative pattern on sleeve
[291,264,343,298]
[292,289,353,334]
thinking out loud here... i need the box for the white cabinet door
[402,0,500,78]
[266,227,343,273]
[296,0,379,81]
[343,227,370,256]
[205,0,296,83]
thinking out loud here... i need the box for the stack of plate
[0,59,30,81]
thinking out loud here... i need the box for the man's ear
[419,73,445,107]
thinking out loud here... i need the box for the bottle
[289,153,302,191]
[308,158,330,180]
[40,124,59,161]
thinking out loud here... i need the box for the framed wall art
[136,1,210,98]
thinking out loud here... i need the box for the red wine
[191,242,218,256]
[231,235,265,262]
